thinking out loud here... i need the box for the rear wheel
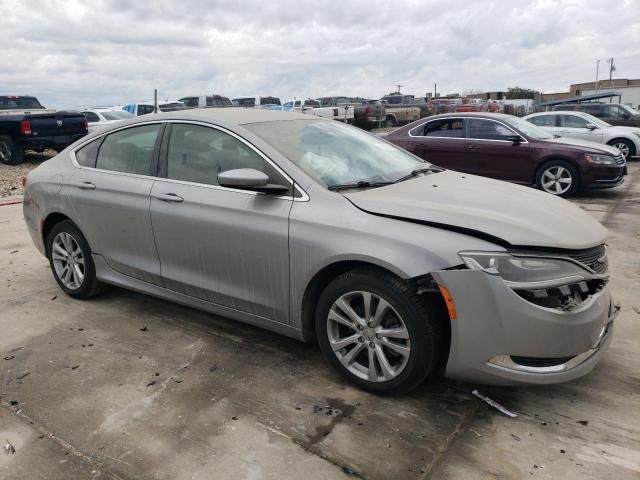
[0,136,24,165]
[607,138,635,159]
[384,116,396,128]
[315,269,448,394]
[536,160,579,196]
[47,220,104,299]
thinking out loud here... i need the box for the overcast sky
[2,0,639,109]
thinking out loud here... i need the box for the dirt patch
[0,150,55,197]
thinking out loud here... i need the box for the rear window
[260,97,281,105]
[305,99,320,107]
[234,98,256,107]
[159,103,185,112]
[0,96,44,110]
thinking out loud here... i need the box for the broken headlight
[458,252,593,287]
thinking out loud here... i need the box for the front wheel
[536,160,579,196]
[384,116,396,128]
[315,270,448,394]
[0,136,24,165]
[607,138,635,159]
[47,220,104,299]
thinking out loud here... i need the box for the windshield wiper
[328,180,392,191]
[393,166,444,184]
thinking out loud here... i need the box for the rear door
[404,117,471,172]
[66,123,164,285]
[558,114,604,143]
[465,118,531,182]
[149,122,293,322]
[526,114,560,136]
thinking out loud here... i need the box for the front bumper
[583,165,626,189]
[432,269,618,386]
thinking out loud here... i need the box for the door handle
[153,193,184,203]
[75,181,96,190]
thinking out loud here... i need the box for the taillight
[364,106,371,115]
[20,120,32,135]
[22,175,27,188]
[83,117,88,131]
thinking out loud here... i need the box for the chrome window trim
[70,119,310,202]
[408,117,529,144]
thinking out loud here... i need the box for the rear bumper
[19,133,86,151]
[432,269,617,386]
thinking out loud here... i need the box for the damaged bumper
[432,269,618,386]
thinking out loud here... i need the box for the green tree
[506,87,540,99]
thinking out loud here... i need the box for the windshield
[100,110,134,120]
[0,96,44,110]
[502,116,553,139]
[245,120,428,188]
[159,103,186,111]
[621,104,640,116]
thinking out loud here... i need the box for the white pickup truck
[281,99,354,123]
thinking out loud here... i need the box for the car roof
[124,107,315,125]
[425,112,516,120]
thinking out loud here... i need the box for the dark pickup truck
[0,95,88,165]
[317,97,386,130]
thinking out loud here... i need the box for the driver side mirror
[506,134,523,144]
[623,112,631,119]
[218,168,290,194]
[585,123,598,130]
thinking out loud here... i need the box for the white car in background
[81,108,135,133]
[282,99,354,123]
[524,111,640,159]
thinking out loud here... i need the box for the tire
[384,116,396,128]
[315,269,448,395]
[536,160,579,197]
[46,220,104,299]
[0,135,24,165]
[607,138,635,160]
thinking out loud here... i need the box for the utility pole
[395,84,404,94]
[153,89,158,114]
[434,82,437,98]
[595,59,600,93]
[608,58,615,88]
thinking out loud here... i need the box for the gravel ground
[0,150,55,197]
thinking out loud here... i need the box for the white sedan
[524,110,640,159]
[81,108,135,134]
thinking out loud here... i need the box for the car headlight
[584,153,616,165]
[459,252,594,287]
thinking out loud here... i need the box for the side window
[559,115,590,128]
[529,115,556,127]
[166,124,288,191]
[580,104,603,117]
[95,124,161,175]
[75,138,101,167]
[387,96,402,105]
[606,105,626,118]
[417,119,464,138]
[294,101,301,107]
[83,112,100,123]
[467,119,514,140]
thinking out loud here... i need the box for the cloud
[1,0,639,109]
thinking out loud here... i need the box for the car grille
[614,153,625,165]
[565,244,608,274]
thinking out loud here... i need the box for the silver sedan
[23,109,618,393]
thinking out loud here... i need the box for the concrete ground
[1,163,639,480]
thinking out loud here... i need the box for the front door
[150,122,293,323]
[66,123,164,285]
[465,118,531,183]
[557,114,604,143]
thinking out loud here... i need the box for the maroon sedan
[385,113,627,196]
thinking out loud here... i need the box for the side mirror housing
[218,168,290,194]
[506,134,523,144]
[585,123,598,130]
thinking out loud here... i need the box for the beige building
[542,78,640,108]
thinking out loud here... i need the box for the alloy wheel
[326,291,411,382]
[541,166,573,195]
[612,141,630,158]
[52,232,85,290]
[0,140,11,164]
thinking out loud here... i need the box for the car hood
[344,171,608,250]
[540,136,621,155]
